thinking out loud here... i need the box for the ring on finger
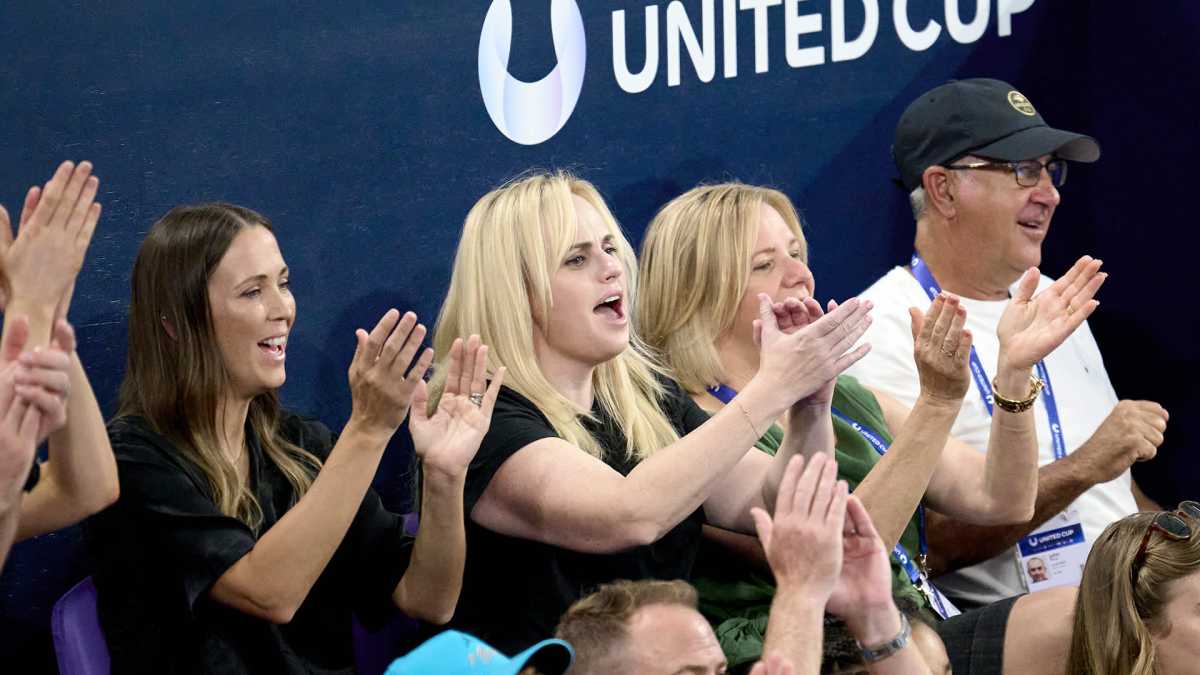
[1066,304,1075,316]
[940,346,957,357]
[468,393,484,407]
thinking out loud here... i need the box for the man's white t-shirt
[846,266,1136,607]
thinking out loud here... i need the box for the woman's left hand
[409,335,506,481]
[998,256,1105,370]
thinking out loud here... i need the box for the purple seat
[51,576,110,675]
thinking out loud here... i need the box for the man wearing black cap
[847,78,1168,613]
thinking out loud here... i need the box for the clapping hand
[997,256,1105,370]
[0,161,102,326]
[755,293,873,406]
[909,293,972,405]
[346,310,433,439]
[750,453,848,604]
[409,335,506,480]
[753,297,848,409]
[824,494,897,623]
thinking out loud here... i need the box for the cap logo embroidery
[1007,91,1037,116]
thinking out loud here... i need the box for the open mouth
[594,294,625,320]
[258,335,287,358]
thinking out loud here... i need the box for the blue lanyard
[910,254,1067,460]
[707,383,947,616]
[828,407,937,609]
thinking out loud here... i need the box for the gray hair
[908,186,926,221]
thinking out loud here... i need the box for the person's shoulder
[491,385,552,421]
[859,266,922,311]
[662,377,697,411]
[104,416,210,496]
[106,415,177,464]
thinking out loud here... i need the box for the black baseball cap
[893,78,1101,192]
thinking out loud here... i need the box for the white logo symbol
[478,0,586,145]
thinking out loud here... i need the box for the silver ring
[469,393,484,407]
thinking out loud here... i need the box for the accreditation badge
[916,576,961,619]
[1016,508,1087,591]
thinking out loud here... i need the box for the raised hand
[755,293,873,405]
[909,293,972,404]
[998,256,1106,370]
[0,161,102,329]
[346,310,433,439]
[0,378,41,496]
[824,494,897,624]
[753,297,838,409]
[0,316,68,444]
[0,317,44,491]
[409,335,506,479]
[750,452,848,604]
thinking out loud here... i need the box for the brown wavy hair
[116,203,320,533]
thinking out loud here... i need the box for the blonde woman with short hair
[638,182,1106,674]
[429,171,873,652]
[1069,505,1200,675]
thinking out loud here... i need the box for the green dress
[692,375,936,668]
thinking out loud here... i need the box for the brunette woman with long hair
[86,203,503,673]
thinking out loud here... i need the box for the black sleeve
[282,414,414,628]
[462,386,558,514]
[660,378,711,436]
[105,418,258,610]
[342,487,414,627]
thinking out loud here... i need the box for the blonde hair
[431,171,679,461]
[1068,511,1200,675]
[637,182,806,395]
[118,203,321,534]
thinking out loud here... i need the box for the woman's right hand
[908,293,972,405]
[346,310,433,440]
[754,293,873,406]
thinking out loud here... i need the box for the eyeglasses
[944,158,1068,188]
[1130,501,1200,586]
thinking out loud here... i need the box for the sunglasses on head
[1130,501,1200,586]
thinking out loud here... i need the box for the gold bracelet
[991,374,1045,413]
[732,399,762,438]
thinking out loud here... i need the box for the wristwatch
[857,611,911,663]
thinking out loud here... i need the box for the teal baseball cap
[384,630,574,675]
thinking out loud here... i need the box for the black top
[23,459,39,492]
[84,413,413,674]
[449,380,710,652]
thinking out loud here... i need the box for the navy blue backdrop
[1,1,1196,669]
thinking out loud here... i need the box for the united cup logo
[477,0,587,145]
